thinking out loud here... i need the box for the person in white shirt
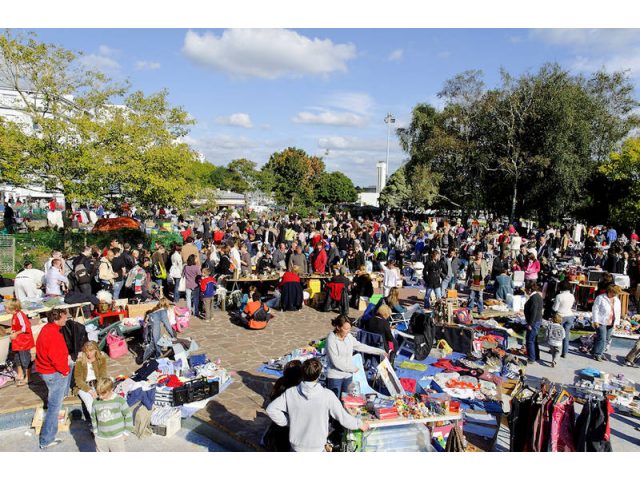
[552,280,576,358]
[44,251,62,274]
[266,358,369,452]
[229,241,242,280]
[510,233,522,260]
[45,258,69,297]
[14,262,45,301]
[379,260,399,297]
[591,285,621,362]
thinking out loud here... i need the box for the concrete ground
[0,420,227,452]
[1,285,639,451]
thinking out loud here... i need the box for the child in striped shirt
[91,378,133,452]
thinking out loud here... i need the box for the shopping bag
[174,306,191,332]
[106,332,128,359]
[178,277,186,292]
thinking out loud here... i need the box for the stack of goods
[574,368,639,417]
[113,351,233,437]
[259,342,324,376]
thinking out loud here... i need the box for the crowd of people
[6,203,640,451]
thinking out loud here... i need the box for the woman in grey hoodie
[326,315,387,400]
[266,358,369,452]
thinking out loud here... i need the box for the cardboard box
[32,408,70,435]
[151,411,181,437]
[127,302,158,318]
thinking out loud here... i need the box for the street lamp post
[384,113,396,182]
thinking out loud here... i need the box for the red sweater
[11,311,35,352]
[279,271,301,287]
[35,323,70,376]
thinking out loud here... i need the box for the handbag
[106,332,128,359]
[178,277,186,292]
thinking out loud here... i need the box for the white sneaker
[40,439,62,449]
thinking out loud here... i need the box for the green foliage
[262,147,325,210]
[379,166,411,209]
[599,137,640,227]
[0,30,199,211]
[399,63,639,224]
[316,171,357,205]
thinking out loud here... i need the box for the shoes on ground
[39,439,62,450]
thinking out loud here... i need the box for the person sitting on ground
[266,358,370,452]
[6,299,35,386]
[385,287,422,320]
[243,292,271,329]
[494,268,514,302]
[262,360,304,452]
[362,304,396,353]
[73,341,108,418]
[13,261,45,301]
[278,265,303,311]
[349,265,374,309]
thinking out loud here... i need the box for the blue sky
[24,28,640,187]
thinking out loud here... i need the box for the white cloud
[98,45,118,57]
[214,112,253,129]
[531,29,640,77]
[292,111,367,127]
[79,45,120,73]
[323,92,374,115]
[318,136,386,151]
[388,49,403,61]
[530,29,640,53]
[79,54,120,72]
[135,60,161,71]
[182,29,356,80]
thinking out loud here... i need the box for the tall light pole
[384,113,396,182]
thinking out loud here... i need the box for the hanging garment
[574,398,613,452]
[550,396,576,452]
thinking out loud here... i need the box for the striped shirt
[91,395,133,439]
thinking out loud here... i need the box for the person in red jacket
[6,299,35,387]
[35,308,71,450]
[312,244,328,274]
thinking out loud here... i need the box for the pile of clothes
[112,350,232,438]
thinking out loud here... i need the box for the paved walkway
[1,287,639,451]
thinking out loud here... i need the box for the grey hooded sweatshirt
[265,381,363,452]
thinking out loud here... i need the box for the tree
[0,31,199,213]
[599,137,640,227]
[379,166,411,209]
[316,171,357,205]
[262,147,325,209]
[411,164,443,208]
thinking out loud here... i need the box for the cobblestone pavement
[1,287,639,451]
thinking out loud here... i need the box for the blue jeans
[326,376,352,400]
[468,289,484,314]
[143,309,176,362]
[526,320,542,362]
[39,372,68,448]
[441,277,455,293]
[561,316,575,356]
[191,287,201,317]
[593,324,613,357]
[423,287,442,308]
[266,292,281,309]
[172,278,181,302]
[112,280,124,300]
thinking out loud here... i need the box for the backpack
[74,262,91,285]
[201,279,217,298]
[153,261,167,280]
[247,303,269,330]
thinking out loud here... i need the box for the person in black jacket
[423,250,444,308]
[362,304,396,353]
[524,281,544,363]
[350,267,374,308]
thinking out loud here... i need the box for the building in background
[376,160,387,194]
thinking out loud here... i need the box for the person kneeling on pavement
[243,292,272,330]
[266,358,370,452]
